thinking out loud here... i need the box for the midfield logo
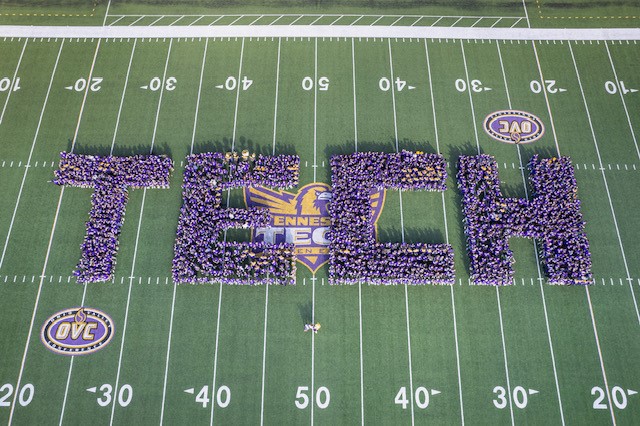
[245,183,385,272]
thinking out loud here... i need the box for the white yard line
[109,38,173,426]
[9,37,99,424]
[0,41,62,271]
[352,38,365,426]
[103,0,112,26]
[603,41,640,161]
[567,42,639,326]
[424,38,464,425]
[495,40,565,426]
[211,37,246,426]
[460,38,514,425]
[1,25,638,40]
[110,39,137,155]
[521,0,531,28]
[530,40,562,156]
[260,38,280,426]
[71,38,102,152]
[387,39,414,425]
[586,286,617,425]
[58,283,89,425]
[0,38,27,125]
[190,38,209,155]
[159,283,177,425]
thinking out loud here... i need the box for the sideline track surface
[0,25,639,40]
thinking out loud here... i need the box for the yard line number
[530,79,567,94]
[379,77,415,92]
[493,386,539,409]
[86,384,132,407]
[395,386,440,410]
[184,385,230,408]
[0,77,20,92]
[455,78,491,92]
[216,76,252,91]
[65,77,102,92]
[592,386,638,410]
[295,386,330,409]
[604,80,638,95]
[0,383,34,407]
[302,76,329,91]
[141,76,176,91]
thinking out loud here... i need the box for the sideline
[0,25,639,40]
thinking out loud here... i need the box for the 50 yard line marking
[351,38,365,426]
[387,39,414,426]
[109,38,173,426]
[0,38,27,125]
[460,39,514,426]
[11,36,101,424]
[495,40,565,426]
[261,37,281,426]
[310,37,319,426]
[5,40,64,426]
[424,38,464,426]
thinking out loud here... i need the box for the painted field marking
[0,38,27,125]
[495,40,565,425]
[460,38,514,425]
[424,38,464,425]
[567,42,639,326]
[109,38,173,426]
[110,39,136,155]
[387,39,414,425]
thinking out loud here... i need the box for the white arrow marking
[408,85,416,90]
[64,86,73,90]
[215,84,223,89]
[483,87,492,91]
[528,389,539,395]
[86,387,97,393]
[628,389,638,396]
[431,389,441,396]
[140,85,148,90]
[559,88,567,92]
[184,388,195,395]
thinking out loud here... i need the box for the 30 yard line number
[87,384,132,407]
[0,383,34,407]
[493,385,538,409]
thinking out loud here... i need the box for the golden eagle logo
[244,183,385,272]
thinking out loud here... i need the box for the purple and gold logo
[245,183,385,272]
[41,307,114,356]
[484,110,545,144]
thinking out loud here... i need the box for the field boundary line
[0,38,27,124]
[495,40,565,425]
[109,38,174,426]
[423,38,464,425]
[2,25,640,40]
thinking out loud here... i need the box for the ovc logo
[41,307,114,356]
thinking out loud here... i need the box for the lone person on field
[304,323,321,334]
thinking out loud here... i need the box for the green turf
[0,33,639,425]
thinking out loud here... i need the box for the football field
[0,2,639,425]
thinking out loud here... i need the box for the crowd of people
[172,151,300,285]
[53,152,173,283]
[328,150,455,285]
[456,154,592,286]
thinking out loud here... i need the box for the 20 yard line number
[592,386,638,410]
[0,383,34,407]
[295,386,330,409]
